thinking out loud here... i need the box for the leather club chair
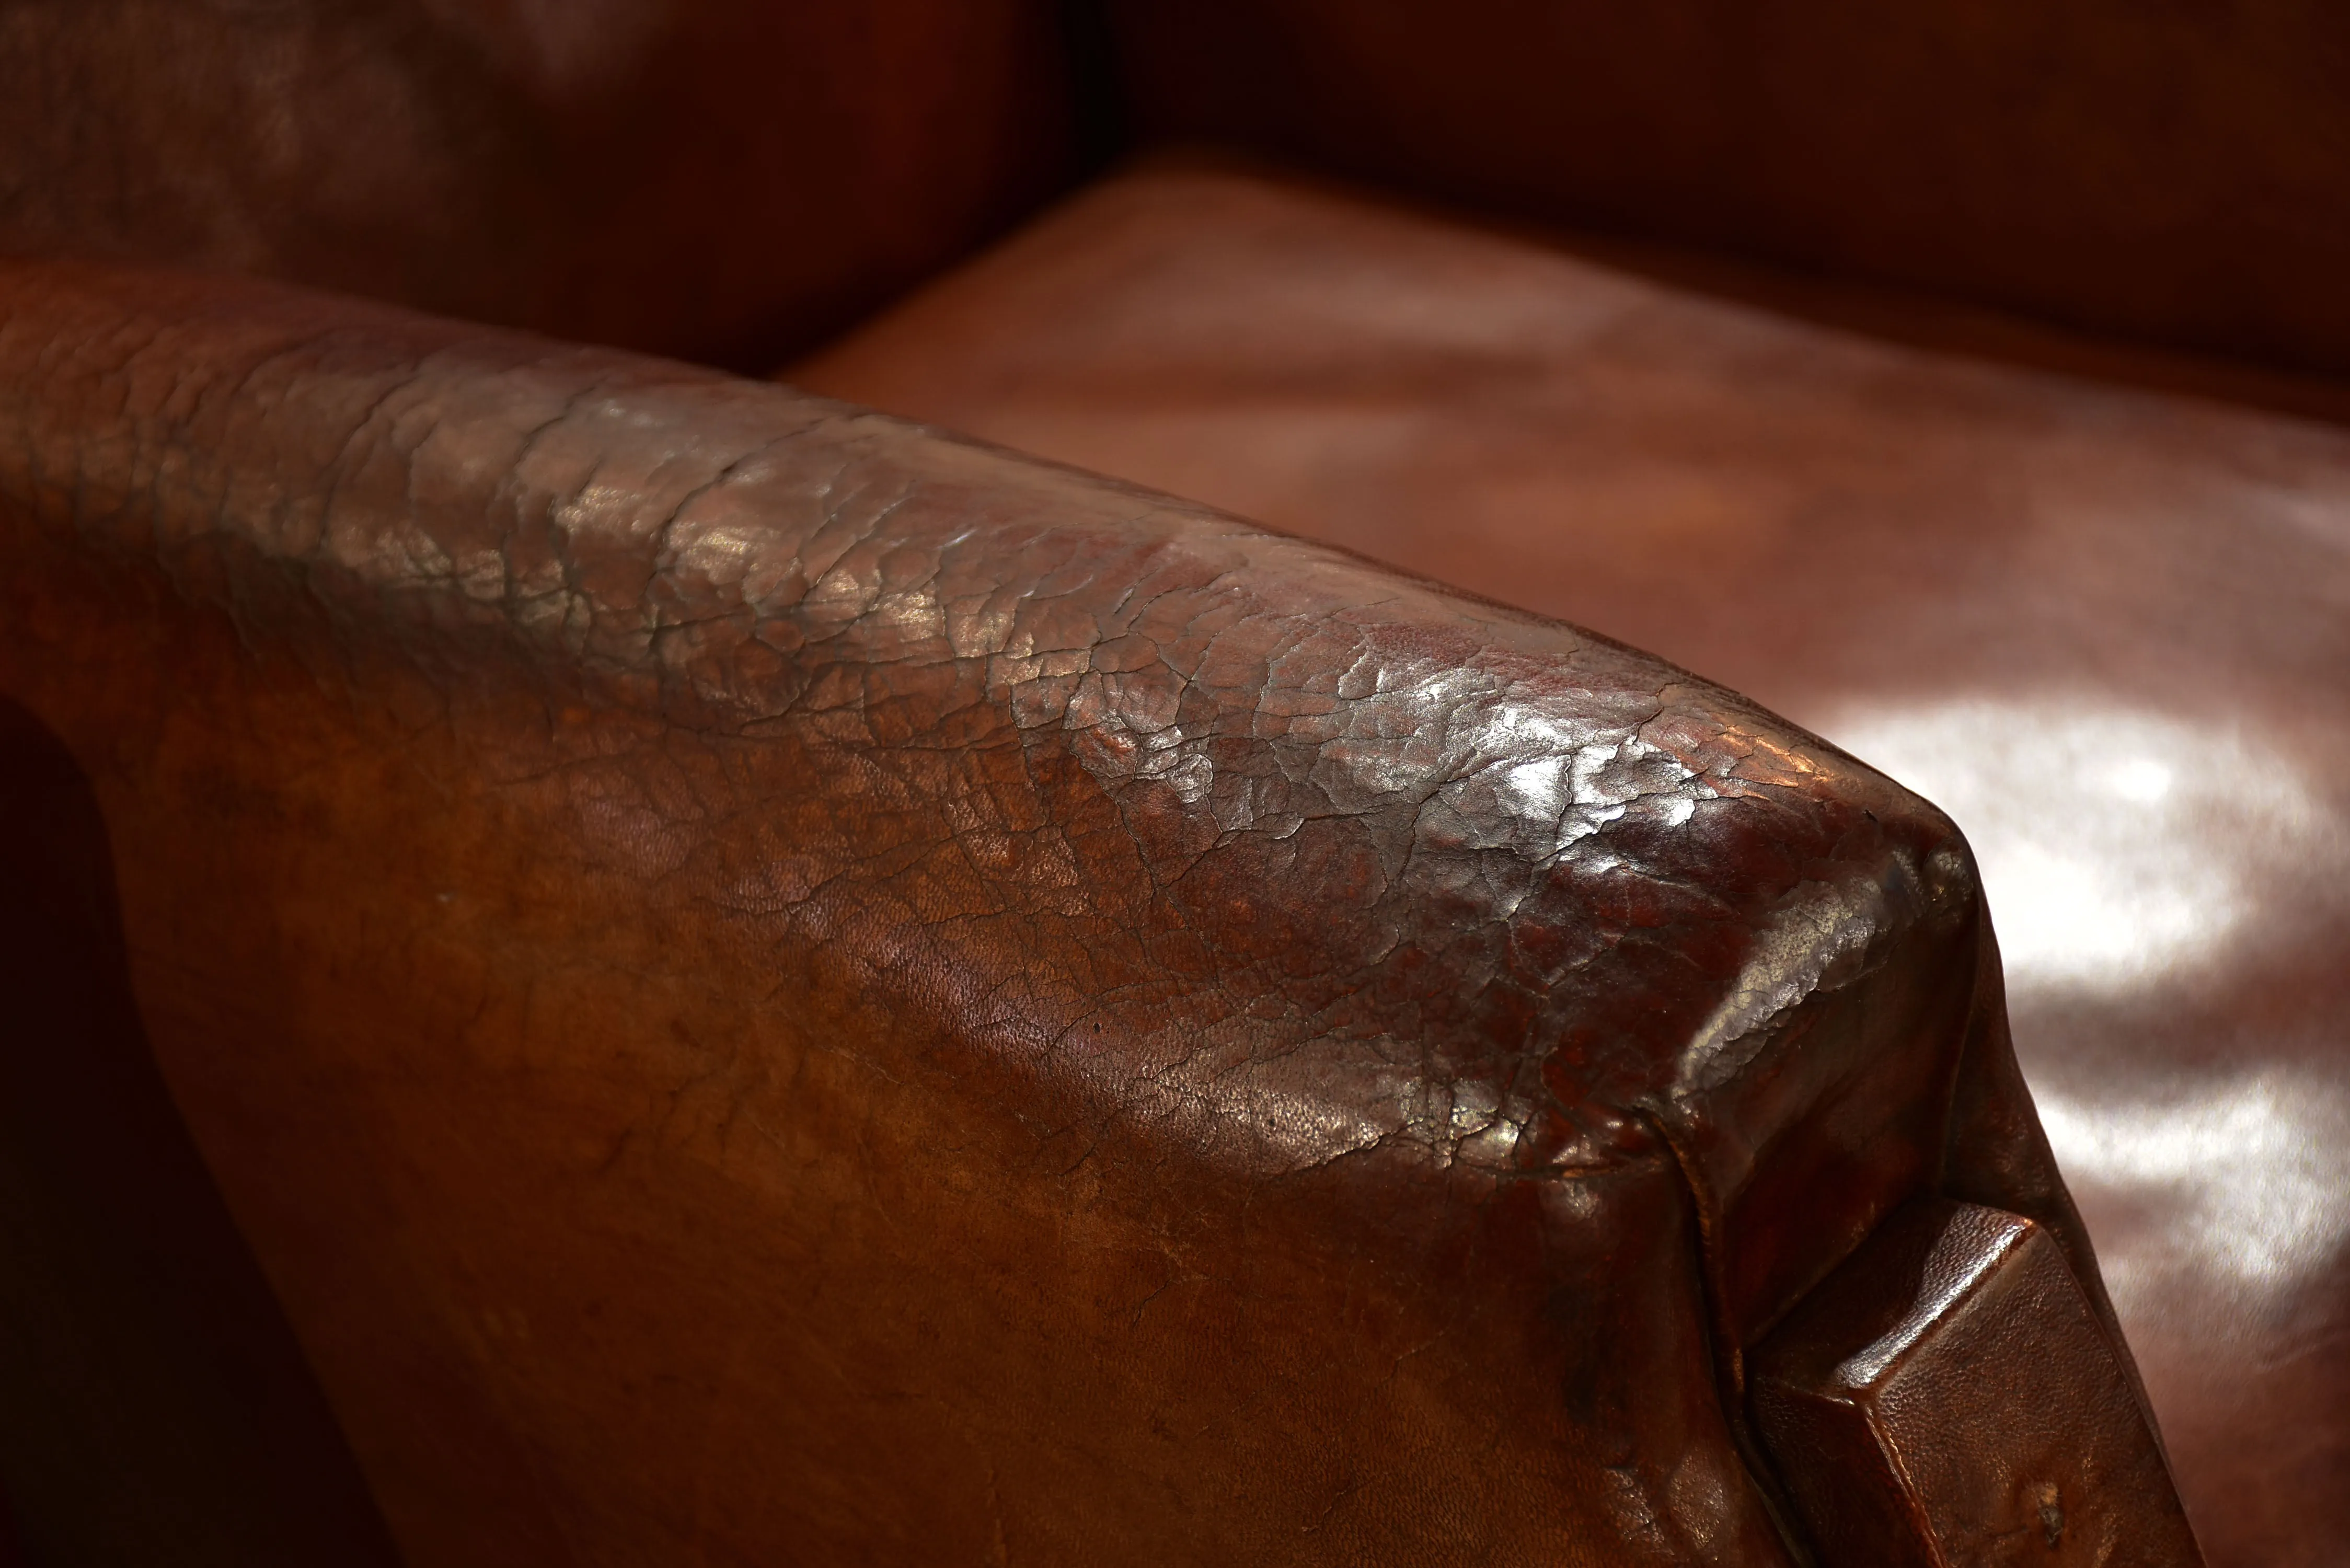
[1,4,2341,1564]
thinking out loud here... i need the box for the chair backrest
[0,0,1080,368]
[1104,0,2350,380]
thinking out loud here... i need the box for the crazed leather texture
[786,159,2346,1564]
[0,260,2124,1563]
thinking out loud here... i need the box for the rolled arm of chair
[0,260,2194,1563]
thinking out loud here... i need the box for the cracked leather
[0,259,2130,1563]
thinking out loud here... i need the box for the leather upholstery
[791,160,2350,1566]
[1105,0,2350,380]
[1753,1200,2201,1567]
[0,257,2137,1563]
[0,700,400,1563]
[0,3,2306,1558]
[0,0,1075,368]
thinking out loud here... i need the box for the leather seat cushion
[789,158,2350,1567]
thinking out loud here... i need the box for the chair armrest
[0,260,2185,1563]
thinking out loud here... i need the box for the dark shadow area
[0,699,400,1566]
[1059,0,1138,179]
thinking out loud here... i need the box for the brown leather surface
[789,163,2350,1567]
[1754,1200,2199,1567]
[1103,0,2350,381]
[0,0,1075,369]
[0,699,401,1564]
[0,257,2127,1563]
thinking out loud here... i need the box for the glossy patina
[794,159,2350,1564]
[0,258,2130,1561]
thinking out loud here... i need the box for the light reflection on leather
[2038,1074,2350,1299]
[791,159,2350,1560]
[1833,696,2350,1351]
[1827,699,2337,990]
